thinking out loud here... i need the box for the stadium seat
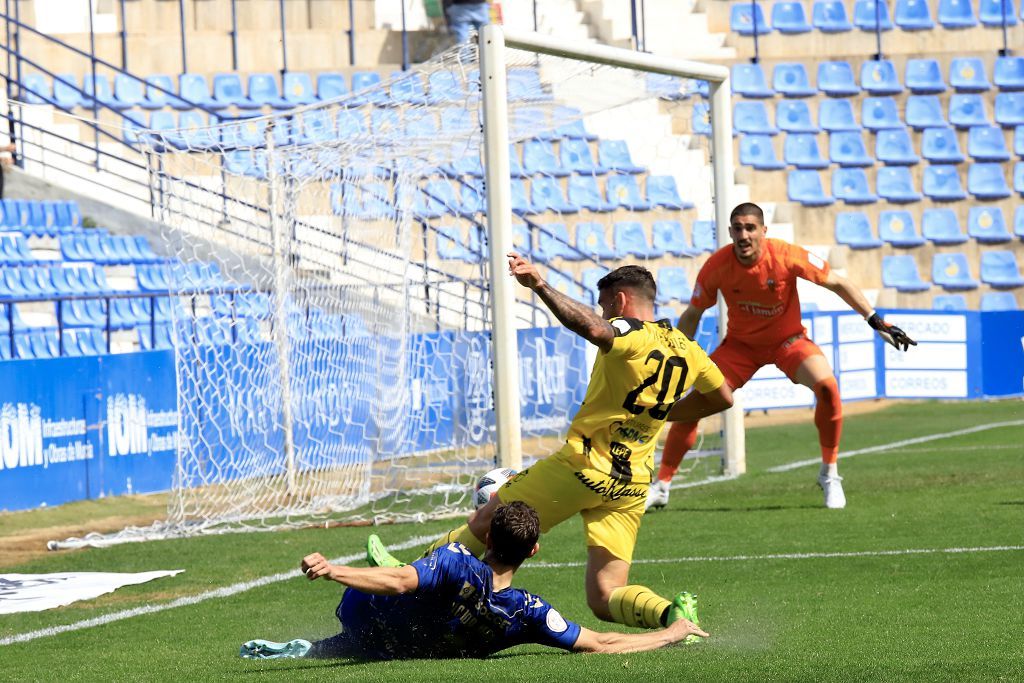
[436,225,477,262]
[835,211,883,248]
[876,128,919,165]
[510,180,538,214]
[906,95,947,129]
[949,58,990,92]
[786,133,829,168]
[994,56,1024,91]
[732,64,774,98]
[949,94,990,128]
[426,69,467,104]
[922,126,966,163]
[53,73,83,109]
[932,253,979,290]
[390,72,429,105]
[818,61,860,96]
[879,210,926,246]
[349,72,386,106]
[657,267,692,304]
[741,135,786,169]
[692,220,717,252]
[614,222,657,258]
[923,165,968,200]
[1016,160,1024,194]
[878,166,923,202]
[646,73,688,101]
[551,106,597,141]
[968,125,1011,161]
[735,101,779,135]
[19,73,51,105]
[730,3,772,34]
[819,99,860,131]
[212,73,259,109]
[581,266,610,304]
[81,74,123,110]
[598,140,645,173]
[606,175,652,211]
[938,0,978,26]
[1015,126,1024,156]
[646,176,693,209]
[535,223,578,262]
[813,0,854,31]
[283,72,317,106]
[788,170,834,205]
[895,0,935,28]
[523,141,568,177]
[531,176,578,213]
[508,144,526,178]
[652,220,701,257]
[922,208,969,244]
[773,63,816,97]
[508,68,553,102]
[416,180,456,218]
[853,0,894,29]
[575,223,616,259]
[882,254,930,291]
[933,294,968,310]
[905,59,945,94]
[1016,206,1024,237]
[776,100,820,133]
[862,97,902,130]
[979,0,1018,26]
[981,292,1019,310]
[370,108,400,133]
[968,163,1011,199]
[968,206,1012,242]
[559,139,608,175]
[860,60,902,95]
[829,131,873,166]
[316,72,349,100]
[112,74,146,109]
[772,1,813,32]
[177,73,220,110]
[995,93,1024,126]
[567,175,616,212]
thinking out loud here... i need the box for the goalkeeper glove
[866,312,917,351]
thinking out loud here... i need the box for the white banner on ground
[0,570,183,614]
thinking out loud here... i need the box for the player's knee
[586,590,615,622]
[813,376,841,404]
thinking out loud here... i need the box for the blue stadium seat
[581,267,610,304]
[693,221,717,252]
[938,0,978,26]
[732,63,774,98]
[772,1,813,32]
[905,59,945,94]
[53,73,83,109]
[652,220,701,257]
[510,180,538,214]
[878,166,923,202]
[575,223,616,259]
[1015,126,1024,155]
[606,175,652,211]
[657,267,692,304]
[730,3,772,34]
[316,72,349,100]
[773,63,816,97]
[922,126,966,162]
[776,100,820,133]
[112,74,146,109]
[862,97,902,130]
[741,135,786,169]
[531,176,578,213]
[833,168,878,204]
[995,93,1024,126]
[426,69,467,104]
[982,251,1024,287]
[994,56,1024,91]
[390,71,429,105]
[877,128,919,165]
[950,94,990,128]
[949,58,990,92]
[922,208,969,244]
[968,125,1011,161]
[981,292,1019,310]
[1016,160,1024,194]
[614,222,657,258]
[819,99,860,131]
[879,210,926,246]
[535,223,578,262]
[646,73,688,101]
[349,72,386,106]
[560,139,608,175]
[20,73,51,105]
[853,0,894,29]
[646,176,693,209]
[788,170,834,205]
[860,60,902,95]
[932,253,979,290]
[895,0,935,27]
[786,133,829,168]
[436,225,477,262]
[416,180,456,218]
[509,223,532,258]
[979,0,1018,26]
[567,175,616,212]
[906,95,947,129]
[82,74,123,110]
[734,101,778,135]
[545,269,585,302]
[283,72,317,106]
[818,61,860,96]
[508,68,553,102]
[507,144,527,178]
[404,108,437,138]
[598,140,645,173]
[829,130,873,166]
[968,163,1011,198]
[523,141,568,177]
[551,106,597,141]
[924,165,968,200]
[813,0,854,30]
[933,294,968,310]
[968,206,1012,242]
[177,73,220,109]
[1016,206,1024,237]
[211,73,258,109]
[835,212,883,248]
[882,254,930,291]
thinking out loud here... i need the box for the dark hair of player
[596,265,657,304]
[489,501,541,567]
[730,202,765,224]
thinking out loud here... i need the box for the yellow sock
[423,524,486,558]
[608,585,672,629]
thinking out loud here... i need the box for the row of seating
[882,251,1024,290]
[60,297,179,329]
[933,292,1020,310]
[732,0,1022,35]
[734,57,1024,99]
[135,262,230,292]
[60,234,161,265]
[0,328,108,360]
[836,206,1024,248]
[0,265,112,299]
[0,198,82,234]
[789,162,1019,204]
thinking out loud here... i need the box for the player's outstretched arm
[666,382,733,423]
[301,552,419,595]
[507,252,615,351]
[572,619,708,654]
[820,271,916,352]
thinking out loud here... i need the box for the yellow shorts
[495,444,647,563]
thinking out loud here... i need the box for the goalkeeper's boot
[366,534,405,568]
[666,591,703,644]
[645,479,671,511]
[239,639,311,659]
[817,474,847,509]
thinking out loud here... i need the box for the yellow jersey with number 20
[564,317,724,485]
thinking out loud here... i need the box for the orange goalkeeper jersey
[690,238,830,346]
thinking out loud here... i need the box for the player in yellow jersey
[368,253,733,633]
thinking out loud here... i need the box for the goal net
[53,29,738,546]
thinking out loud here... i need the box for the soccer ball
[474,467,517,509]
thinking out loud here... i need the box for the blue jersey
[334,543,581,659]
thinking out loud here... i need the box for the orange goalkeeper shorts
[711,333,826,389]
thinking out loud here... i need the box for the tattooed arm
[508,252,615,352]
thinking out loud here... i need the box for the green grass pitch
[1,399,1022,682]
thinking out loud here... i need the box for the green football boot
[666,591,703,644]
[366,533,405,568]
[239,639,311,659]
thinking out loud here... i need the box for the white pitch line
[0,533,437,647]
[523,544,1024,569]
[767,419,1024,473]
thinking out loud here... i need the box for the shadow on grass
[239,649,563,675]
[996,501,1024,506]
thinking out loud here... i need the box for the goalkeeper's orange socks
[423,524,486,558]
[813,377,842,477]
[656,421,699,483]
[608,585,672,629]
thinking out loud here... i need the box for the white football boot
[817,474,846,509]
[645,479,671,511]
